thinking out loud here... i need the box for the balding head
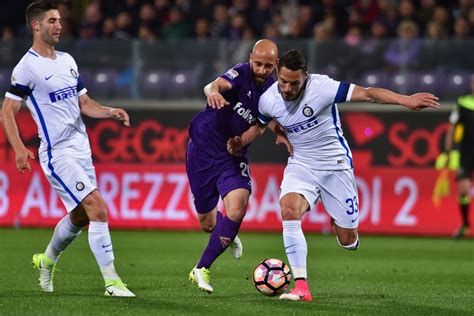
[252,39,278,58]
[249,39,278,86]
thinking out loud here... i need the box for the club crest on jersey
[70,68,78,78]
[76,182,85,191]
[11,76,16,84]
[49,86,78,103]
[224,69,239,80]
[303,106,314,117]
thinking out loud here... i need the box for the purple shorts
[186,140,252,214]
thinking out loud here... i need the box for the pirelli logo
[49,86,77,103]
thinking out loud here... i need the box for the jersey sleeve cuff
[257,112,272,126]
[78,88,87,96]
[5,92,22,101]
[346,84,355,102]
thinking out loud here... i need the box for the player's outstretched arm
[350,86,440,111]
[1,97,35,173]
[267,121,293,156]
[204,77,231,109]
[79,94,130,126]
[227,124,266,156]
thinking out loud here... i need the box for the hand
[109,108,130,126]
[207,92,230,109]
[227,136,245,156]
[15,147,35,173]
[403,93,440,111]
[275,132,293,156]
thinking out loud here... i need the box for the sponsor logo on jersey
[285,116,318,134]
[303,106,314,117]
[233,102,256,124]
[49,86,77,103]
[224,69,239,80]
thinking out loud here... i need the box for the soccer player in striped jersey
[228,49,439,301]
[1,1,134,297]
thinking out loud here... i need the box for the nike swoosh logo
[102,243,112,248]
[285,244,297,249]
[106,289,114,295]
[45,74,54,80]
[351,218,358,223]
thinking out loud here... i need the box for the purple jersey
[189,63,275,157]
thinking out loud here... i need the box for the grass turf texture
[0,228,472,315]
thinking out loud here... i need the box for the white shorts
[280,162,359,229]
[39,153,97,212]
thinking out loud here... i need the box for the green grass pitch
[0,228,472,315]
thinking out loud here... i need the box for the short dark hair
[278,49,308,73]
[26,1,58,31]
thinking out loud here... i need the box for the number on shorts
[240,162,250,178]
[345,196,359,215]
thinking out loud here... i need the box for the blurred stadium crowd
[1,0,474,41]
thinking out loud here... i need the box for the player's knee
[200,223,214,233]
[226,208,246,223]
[82,192,108,221]
[281,206,300,220]
[336,234,360,251]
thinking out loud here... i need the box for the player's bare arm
[267,121,293,156]
[350,86,440,111]
[1,97,35,173]
[227,123,266,156]
[204,77,232,109]
[79,94,130,126]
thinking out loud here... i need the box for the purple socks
[197,214,241,269]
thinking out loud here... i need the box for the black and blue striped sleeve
[334,82,351,103]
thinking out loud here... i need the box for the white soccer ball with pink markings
[253,258,291,296]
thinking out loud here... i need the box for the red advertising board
[0,162,470,237]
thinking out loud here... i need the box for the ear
[31,20,40,32]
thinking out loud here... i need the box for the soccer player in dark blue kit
[187,39,291,293]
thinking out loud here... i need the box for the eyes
[279,79,301,87]
[254,61,274,70]
[47,18,61,25]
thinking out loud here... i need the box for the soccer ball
[253,258,291,296]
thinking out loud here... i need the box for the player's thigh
[217,156,252,217]
[316,169,359,229]
[185,141,220,214]
[280,163,317,219]
[40,154,97,213]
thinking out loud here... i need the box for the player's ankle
[295,278,309,290]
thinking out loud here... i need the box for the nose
[281,84,291,93]
[256,66,265,75]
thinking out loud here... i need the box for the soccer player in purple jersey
[187,39,291,293]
